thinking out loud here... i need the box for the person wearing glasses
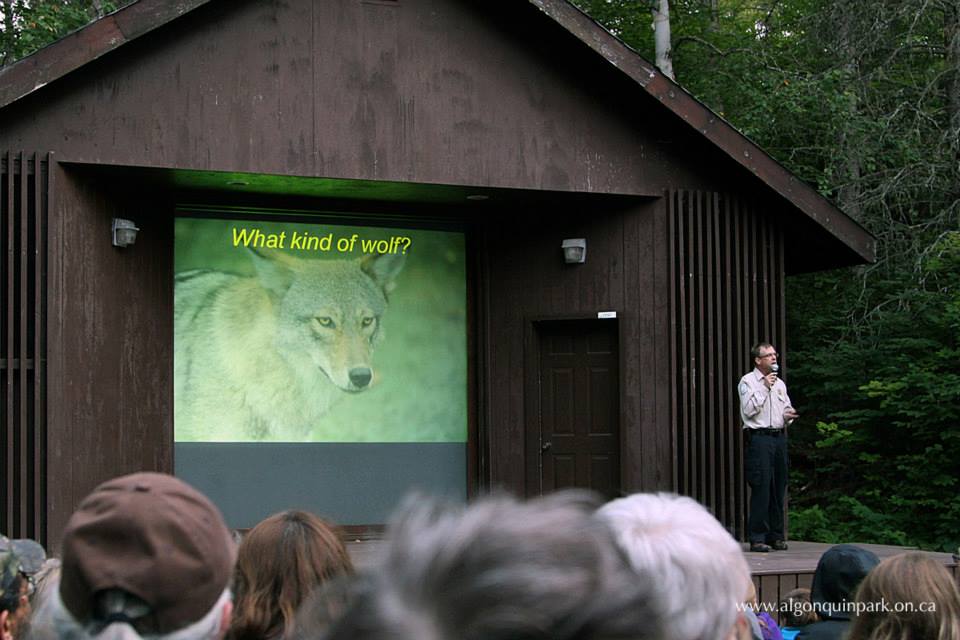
[1,534,46,640]
[739,342,799,553]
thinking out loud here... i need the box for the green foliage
[790,232,960,551]
[574,0,960,551]
[0,1,129,67]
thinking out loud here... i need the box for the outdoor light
[561,238,586,264]
[112,218,140,248]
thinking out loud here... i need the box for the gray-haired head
[597,492,752,640]
[313,491,665,640]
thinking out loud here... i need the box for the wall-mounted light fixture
[112,218,140,248]
[561,238,586,264]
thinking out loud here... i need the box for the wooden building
[0,0,873,547]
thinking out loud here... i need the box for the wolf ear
[248,247,297,296]
[360,253,405,296]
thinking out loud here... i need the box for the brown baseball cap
[59,472,236,634]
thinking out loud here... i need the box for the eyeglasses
[759,352,778,359]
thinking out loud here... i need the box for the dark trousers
[745,430,788,543]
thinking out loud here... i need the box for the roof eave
[0,0,214,110]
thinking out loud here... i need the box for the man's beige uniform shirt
[738,368,794,430]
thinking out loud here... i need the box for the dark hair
[0,574,26,614]
[750,342,774,360]
[314,491,664,640]
[779,587,816,627]
[229,510,353,640]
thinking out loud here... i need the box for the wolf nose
[349,367,372,389]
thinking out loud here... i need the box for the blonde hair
[847,553,960,640]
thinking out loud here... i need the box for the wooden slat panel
[669,189,786,538]
[0,151,47,540]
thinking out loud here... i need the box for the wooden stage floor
[346,538,956,605]
[346,538,957,574]
[743,540,957,576]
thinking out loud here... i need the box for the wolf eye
[314,316,335,328]
[361,317,375,327]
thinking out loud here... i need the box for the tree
[652,0,675,79]
[0,0,125,67]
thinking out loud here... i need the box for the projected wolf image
[174,218,467,444]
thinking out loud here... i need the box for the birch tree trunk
[652,0,675,80]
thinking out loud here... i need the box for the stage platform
[345,538,957,607]
[743,540,957,605]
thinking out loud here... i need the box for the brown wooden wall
[0,0,736,200]
[0,151,48,542]
[668,189,785,538]
[481,197,674,496]
[42,165,174,549]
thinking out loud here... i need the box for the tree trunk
[834,2,863,222]
[946,0,960,199]
[652,0,675,80]
[1,0,16,67]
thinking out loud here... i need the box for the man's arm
[738,379,768,417]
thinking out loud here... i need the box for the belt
[748,428,784,436]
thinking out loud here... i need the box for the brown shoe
[750,542,772,552]
[771,540,788,551]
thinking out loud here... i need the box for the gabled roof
[0,0,874,265]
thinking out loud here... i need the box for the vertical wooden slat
[19,152,29,533]
[694,190,704,504]
[707,192,720,516]
[735,195,749,537]
[33,152,46,538]
[723,195,736,527]
[704,192,717,512]
[678,191,691,495]
[667,190,679,492]
[5,151,15,531]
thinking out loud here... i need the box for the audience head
[230,510,353,640]
[596,492,753,640]
[847,552,960,640]
[43,472,236,640]
[316,490,664,640]
[779,588,816,628]
[29,559,60,610]
[1,535,46,640]
[809,544,880,621]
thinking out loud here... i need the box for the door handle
[541,441,552,453]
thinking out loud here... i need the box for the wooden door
[527,319,620,498]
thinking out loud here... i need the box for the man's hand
[784,408,799,423]
[763,372,778,388]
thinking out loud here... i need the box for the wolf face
[252,250,402,393]
[175,250,405,441]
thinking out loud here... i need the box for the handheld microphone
[771,363,780,377]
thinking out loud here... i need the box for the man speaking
[739,343,799,552]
